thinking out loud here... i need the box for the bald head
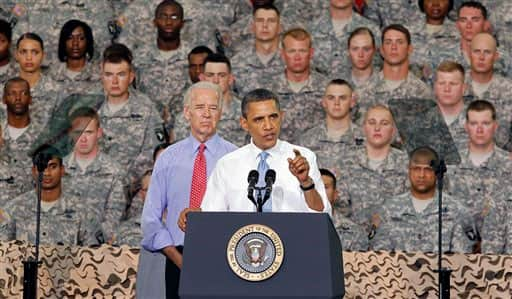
[471,32,496,51]
[470,32,498,75]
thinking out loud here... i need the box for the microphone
[248,170,259,187]
[264,169,276,186]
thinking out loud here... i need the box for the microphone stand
[433,159,451,299]
[254,186,272,213]
[23,152,49,299]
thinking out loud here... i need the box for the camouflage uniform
[424,102,469,152]
[364,0,423,28]
[311,10,381,76]
[173,95,249,147]
[271,71,327,143]
[337,147,409,232]
[372,191,474,253]
[488,2,512,56]
[463,74,512,150]
[0,150,30,207]
[63,151,128,242]
[134,43,190,127]
[12,0,115,65]
[332,211,369,251]
[112,196,143,247]
[355,71,433,123]
[231,44,284,97]
[335,67,379,90]
[0,62,17,87]
[296,122,364,177]
[480,189,512,254]
[49,61,101,98]
[98,88,165,183]
[0,189,101,245]
[446,145,512,236]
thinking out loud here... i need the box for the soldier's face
[188,53,208,83]
[456,7,489,42]
[380,30,411,67]
[330,0,352,9]
[200,62,233,95]
[184,88,221,141]
[102,61,135,100]
[363,108,396,149]
[32,158,64,190]
[281,37,313,74]
[0,33,9,61]
[252,9,280,42]
[240,100,283,150]
[3,81,31,116]
[434,71,465,107]
[154,4,184,40]
[321,174,338,206]
[424,0,450,21]
[70,117,102,157]
[465,110,497,148]
[16,39,44,73]
[65,26,88,60]
[470,35,498,74]
[348,33,375,71]
[322,84,354,120]
[408,161,436,194]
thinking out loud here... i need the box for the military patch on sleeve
[465,228,477,241]
[368,225,376,240]
[154,126,168,143]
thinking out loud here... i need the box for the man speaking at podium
[179,88,331,231]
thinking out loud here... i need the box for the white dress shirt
[201,140,331,215]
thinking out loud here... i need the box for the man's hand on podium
[178,208,201,232]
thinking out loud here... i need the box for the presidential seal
[226,224,284,282]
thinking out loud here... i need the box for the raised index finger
[293,149,302,157]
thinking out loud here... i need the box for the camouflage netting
[0,241,511,298]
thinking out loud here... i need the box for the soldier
[338,27,379,89]
[0,145,100,245]
[271,27,327,143]
[480,187,512,254]
[337,104,408,232]
[0,19,16,86]
[50,20,100,97]
[364,0,424,28]
[99,43,165,184]
[465,33,512,149]
[134,0,190,129]
[187,46,213,85]
[372,146,473,253]
[321,168,368,251]
[355,24,432,123]
[174,53,248,146]
[64,107,127,243]
[311,0,380,76]
[447,100,512,246]
[11,33,61,128]
[430,61,469,151]
[12,0,114,65]
[0,123,28,207]
[297,79,363,176]
[231,3,285,97]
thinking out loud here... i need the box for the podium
[179,212,344,299]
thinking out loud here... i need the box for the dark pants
[165,246,183,299]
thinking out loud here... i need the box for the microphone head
[264,169,276,185]
[248,170,259,185]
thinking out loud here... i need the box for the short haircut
[187,45,213,61]
[242,88,280,118]
[436,60,465,80]
[204,52,231,72]
[155,0,184,19]
[103,43,133,65]
[409,146,439,166]
[153,142,171,162]
[4,77,30,95]
[281,27,312,49]
[16,32,44,51]
[348,27,376,48]
[253,3,280,17]
[58,19,94,62]
[183,81,223,109]
[382,24,411,45]
[0,19,12,42]
[458,1,487,19]
[327,78,353,91]
[31,144,63,166]
[466,99,496,120]
[320,168,337,188]
[68,106,101,128]
[418,0,453,14]
[364,104,394,123]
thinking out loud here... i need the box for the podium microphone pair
[247,169,276,212]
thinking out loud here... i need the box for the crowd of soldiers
[0,0,511,255]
